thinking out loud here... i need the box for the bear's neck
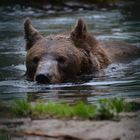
[92,43,111,69]
[84,34,111,69]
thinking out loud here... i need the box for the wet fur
[24,18,140,83]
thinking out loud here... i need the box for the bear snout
[34,59,62,84]
[35,73,51,84]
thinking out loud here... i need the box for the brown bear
[24,18,140,84]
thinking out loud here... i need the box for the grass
[96,98,131,119]
[11,101,96,119]
[9,97,132,120]
[11,100,32,117]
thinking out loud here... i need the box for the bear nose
[35,74,50,83]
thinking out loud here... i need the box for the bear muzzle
[34,59,61,84]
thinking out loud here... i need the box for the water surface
[0,4,140,103]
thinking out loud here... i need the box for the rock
[0,111,140,140]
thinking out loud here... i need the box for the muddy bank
[0,98,140,140]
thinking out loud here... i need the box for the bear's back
[100,41,140,63]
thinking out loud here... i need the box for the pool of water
[0,3,140,103]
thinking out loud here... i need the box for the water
[0,3,140,103]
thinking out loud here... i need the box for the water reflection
[0,4,140,103]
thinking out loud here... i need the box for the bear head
[24,18,99,84]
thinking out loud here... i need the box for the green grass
[11,100,32,117]
[9,97,132,120]
[96,98,131,119]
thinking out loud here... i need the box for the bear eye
[57,56,66,64]
[32,56,39,65]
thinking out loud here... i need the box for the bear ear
[24,18,43,51]
[71,18,87,39]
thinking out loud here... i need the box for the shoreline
[0,98,140,140]
[0,111,140,140]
